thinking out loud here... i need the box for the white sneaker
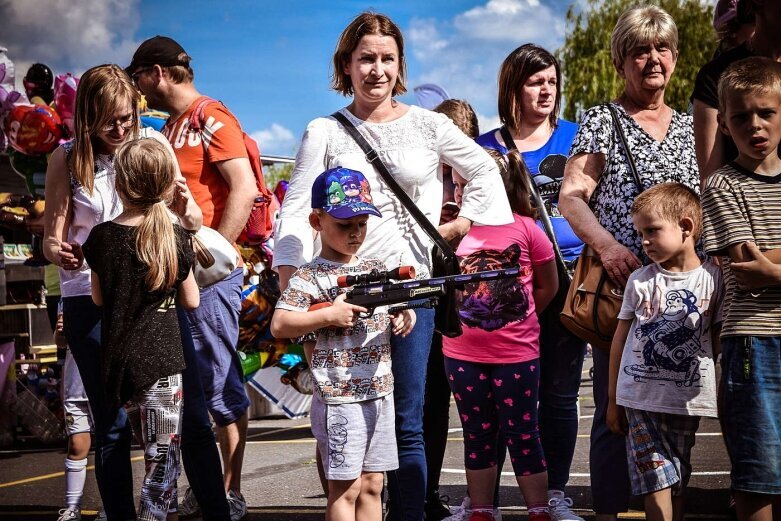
[57,506,81,521]
[179,487,201,518]
[227,489,247,521]
[444,497,502,521]
[445,495,470,520]
[548,490,584,521]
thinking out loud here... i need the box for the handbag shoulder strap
[605,103,644,194]
[331,110,456,258]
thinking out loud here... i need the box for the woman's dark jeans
[590,346,630,513]
[63,296,135,520]
[423,333,451,502]
[538,294,587,491]
[387,307,435,521]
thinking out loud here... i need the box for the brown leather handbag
[560,103,645,352]
[559,247,624,351]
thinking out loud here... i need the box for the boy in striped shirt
[702,56,781,518]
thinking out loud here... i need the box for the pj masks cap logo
[311,167,381,219]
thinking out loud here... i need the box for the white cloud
[453,0,562,43]
[407,0,566,130]
[475,111,501,136]
[0,0,141,87]
[250,124,297,157]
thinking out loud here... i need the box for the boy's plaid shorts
[624,407,701,496]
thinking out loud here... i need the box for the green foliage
[557,0,717,121]
[264,162,294,189]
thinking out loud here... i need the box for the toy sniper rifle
[308,265,524,315]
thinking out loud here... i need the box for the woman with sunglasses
[43,64,202,519]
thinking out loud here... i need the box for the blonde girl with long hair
[42,64,201,520]
[82,137,198,521]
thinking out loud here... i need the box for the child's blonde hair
[71,64,140,194]
[113,138,179,292]
[631,182,702,241]
[484,148,535,219]
[718,56,781,115]
[433,99,479,138]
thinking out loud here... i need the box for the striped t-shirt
[702,162,781,337]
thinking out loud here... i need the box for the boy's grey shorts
[311,393,398,481]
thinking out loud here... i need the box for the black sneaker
[425,493,452,521]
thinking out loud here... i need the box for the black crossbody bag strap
[590,103,645,337]
[331,111,457,259]
[499,125,571,282]
[605,103,644,193]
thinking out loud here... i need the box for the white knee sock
[64,457,88,508]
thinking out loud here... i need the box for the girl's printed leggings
[126,373,184,521]
[444,356,546,476]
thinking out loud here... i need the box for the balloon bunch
[0,52,79,268]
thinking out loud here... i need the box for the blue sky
[1,0,581,157]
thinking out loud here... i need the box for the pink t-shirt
[443,213,554,364]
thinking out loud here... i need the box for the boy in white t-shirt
[271,167,415,521]
[607,182,723,521]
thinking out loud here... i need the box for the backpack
[188,96,274,244]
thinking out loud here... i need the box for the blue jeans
[184,268,249,426]
[538,303,587,491]
[178,308,231,520]
[721,336,781,494]
[386,307,435,521]
[590,346,630,514]
[62,296,135,521]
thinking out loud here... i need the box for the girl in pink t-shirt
[444,149,558,521]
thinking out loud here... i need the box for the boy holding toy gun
[270,167,415,521]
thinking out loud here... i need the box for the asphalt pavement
[0,354,732,520]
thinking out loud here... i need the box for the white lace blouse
[273,106,513,277]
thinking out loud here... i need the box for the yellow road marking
[0,456,143,489]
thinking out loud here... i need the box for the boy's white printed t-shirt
[276,256,393,404]
[616,261,723,417]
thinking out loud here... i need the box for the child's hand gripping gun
[308,265,524,316]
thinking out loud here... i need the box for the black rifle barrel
[349,267,522,296]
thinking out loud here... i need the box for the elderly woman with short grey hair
[558,5,699,519]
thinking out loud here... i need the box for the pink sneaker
[468,511,495,521]
[529,511,552,521]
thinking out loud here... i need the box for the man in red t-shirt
[128,36,256,521]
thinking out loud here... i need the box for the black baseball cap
[126,36,191,74]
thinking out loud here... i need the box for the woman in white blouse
[272,11,512,521]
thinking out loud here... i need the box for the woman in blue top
[475,43,586,521]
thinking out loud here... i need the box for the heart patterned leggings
[444,356,546,476]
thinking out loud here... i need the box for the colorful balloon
[4,104,63,155]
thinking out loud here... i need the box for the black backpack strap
[331,110,456,259]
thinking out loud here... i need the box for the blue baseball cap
[311,167,382,219]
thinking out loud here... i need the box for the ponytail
[484,148,536,218]
[114,138,179,292]
[136,201,178,292]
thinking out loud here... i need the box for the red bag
[188,97,274,244]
